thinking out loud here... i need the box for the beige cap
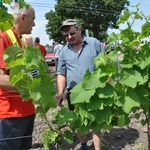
[60,19,78,30]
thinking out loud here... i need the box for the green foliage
[42,127,73,150]
[45,0,130,42]
[0,7,13,31]
[53,107,76,126]
[42,128,62,150]
[0,0,2,5]
[3,0,11,4]
[4,45,65,148]
[0,0,30,31]
[1,0,150,148]
[17,0,30,9]
[1,1,73,148]
[3,44,74,149]
[53,4,150,148]
[4,46,57,109]
[45,10,62,42]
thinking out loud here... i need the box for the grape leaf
[54,107,75,126]
[3,46,22,63]
[117,114,130,127]
[122,89,140,113]
[97,84,114,98]
[30,75,57,108]
[71,82,95,104]
[120,69,144,88]
[82,70,105,89]
[86,95,104,111]
[96,108,112,124]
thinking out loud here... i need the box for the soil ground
[30,66,148,150]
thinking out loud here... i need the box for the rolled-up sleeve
[57,52,67,75]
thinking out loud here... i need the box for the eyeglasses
[63,31,76,38]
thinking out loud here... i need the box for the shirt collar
[10,27,24,48]
[11,27,22,39]
[67,35,88,48]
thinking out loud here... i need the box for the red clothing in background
[35,43,47,56]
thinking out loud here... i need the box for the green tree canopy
[45,0,130,42]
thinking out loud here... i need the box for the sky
[25,0,56,45]
[17,0,150,45]
[108,1,150,36]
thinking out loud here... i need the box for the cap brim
[60,21,77,31]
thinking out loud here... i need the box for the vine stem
[148,110,150,149]
[117,51,121,76]
[38,99,55,132]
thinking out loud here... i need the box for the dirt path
[31,111,148,150]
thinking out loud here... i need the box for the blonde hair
[22,34,34,48]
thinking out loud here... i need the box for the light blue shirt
[54,44,64,58]
[57,36,104,89]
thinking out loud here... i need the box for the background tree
[45,0,130,42]
[45,11,63,42]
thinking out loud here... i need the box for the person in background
[57,19,104,150]
[0,3,36,150]
[102,42,107,50]
[34,37,47,56]
[22,34,34,47]
[51,42,55,48]
[54,39,64,71]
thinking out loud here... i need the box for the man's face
[21,8,35,34]
[62,26,81,45]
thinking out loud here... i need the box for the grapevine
[53,4,150,149]
[1,1,150,149]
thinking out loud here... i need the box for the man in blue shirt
[57,19,104,150]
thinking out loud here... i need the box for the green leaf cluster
[42,127,73,150]
[53,5,150,145]
[1,0,60,148]
[0,7,13,31]
[0,0,30,31]
[4,46,57,111]
[1,1,149,148]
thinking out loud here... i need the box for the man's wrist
[58,92,64,96]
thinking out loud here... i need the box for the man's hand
[31,69,39,78]
[58,93,65,107]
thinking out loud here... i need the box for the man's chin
[24,31,32,35]
[69,40,77,45]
